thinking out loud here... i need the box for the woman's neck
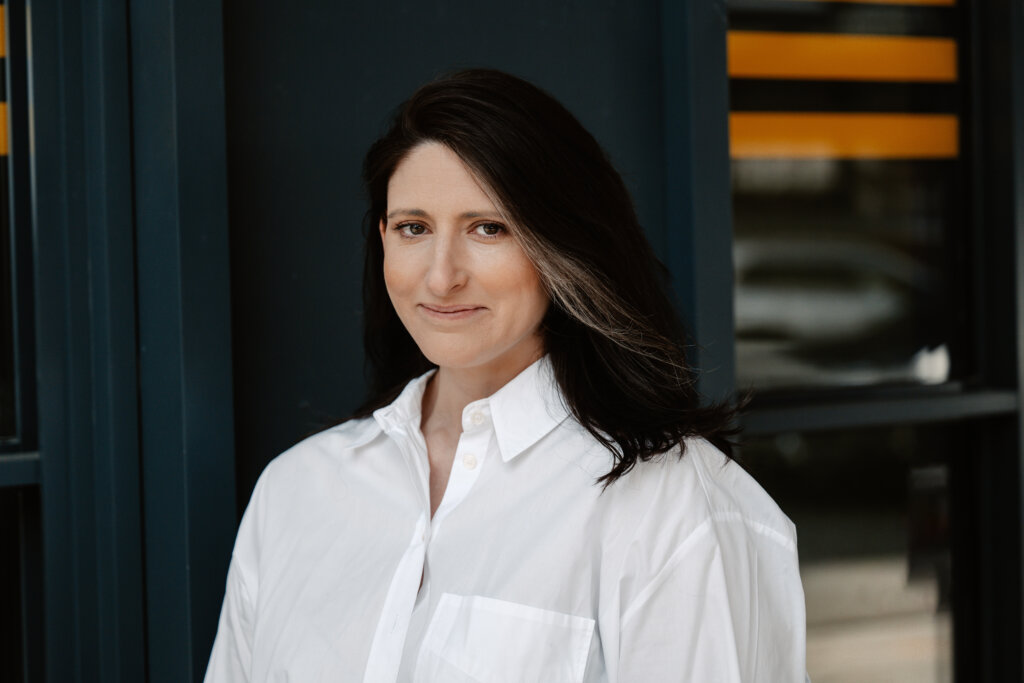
[421,346,543,434]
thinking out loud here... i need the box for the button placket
[362,513,428,682]
[430,427,492,540]
[462,402,490,432]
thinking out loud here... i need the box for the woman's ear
[378,217,387,247]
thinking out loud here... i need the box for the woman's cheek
[382,254,415,303]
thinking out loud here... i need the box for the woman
[205,69,807,682]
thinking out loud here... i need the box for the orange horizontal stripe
[0,103,7,156]
[728,31,957,82]
[788,0,953,5]
[730,112,958,159]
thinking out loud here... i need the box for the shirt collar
[487,356,569,462]
[372,367,437,436]
[372,355,570,462]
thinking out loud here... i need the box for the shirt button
[470,411,485,426]
[462,453,478,470]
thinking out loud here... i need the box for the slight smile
[418,304,486,321]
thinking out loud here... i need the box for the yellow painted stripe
[0,103,8,156]
[730,112,958,159]
[0,6,6,59]
[728,31,957,82]
[788,0,954,5]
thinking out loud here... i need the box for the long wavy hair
[353,68,738,486]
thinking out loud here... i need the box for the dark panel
[222,0,669,505]
[0,487,25,682]
[130,1,237,680]
[742,389,1017,435]
[6,0,35,454]
[964,0,1024,679]
[727,0,957,37]
[28,0,147,680]
[0,0,9,442]
[661,0,737,402]
[967,0,1024,393]
[1,158,12,438]
[969,417,1023,682]
[0,451,38,486]
[18,484,41,683]
[730,79,960,113]
[80,3,148,680]
[22,1,79,676]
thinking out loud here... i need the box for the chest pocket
[413,593,595,683]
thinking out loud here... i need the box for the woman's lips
[418,304,486,320]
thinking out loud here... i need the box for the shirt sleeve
[203,476,266,683]
[613,515,807,682]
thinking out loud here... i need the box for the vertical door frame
[128,0,237,679]
[659,0,737,404]
[27,0,146,680]
[25,0,237,679]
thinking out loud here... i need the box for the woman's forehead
[387,142,501,217]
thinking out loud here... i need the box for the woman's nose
[425,235,467,296]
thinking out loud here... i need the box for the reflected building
[728,1,967,680]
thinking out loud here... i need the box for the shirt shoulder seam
[618,509,795,628]
[710,510,797,552]
[620,517,714,626]
[689,440,796,553]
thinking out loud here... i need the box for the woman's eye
[474,223,505,238]
[397,223,426,237]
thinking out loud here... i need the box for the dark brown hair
[354,68,738,485]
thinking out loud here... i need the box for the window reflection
[742,425,954,683]
[727,0,965,392]
[733,159,957,390]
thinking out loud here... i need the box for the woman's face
[380,142,549,375]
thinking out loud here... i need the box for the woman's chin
[420,347,492,371]
[419,343,536,375]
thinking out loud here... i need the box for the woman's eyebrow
[386,208,430,219]
[385,209,501,220]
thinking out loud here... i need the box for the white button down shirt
[205,357,807,682]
